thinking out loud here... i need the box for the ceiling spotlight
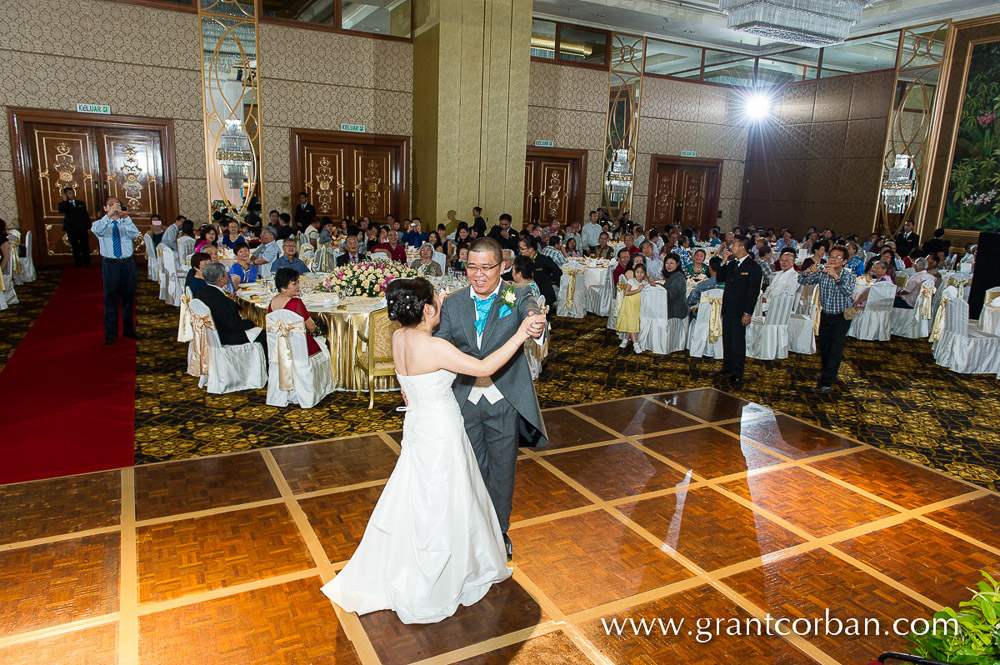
[742,91,774,123]
[683,29,695,34]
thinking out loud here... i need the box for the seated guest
[271,238,311,275]
[564,237,582,258]
[252,226,280,268]
[756,245,774,290]
[541,236,567,267]
[707,226,722,247]
[195,226,218,253]
[303,217,322,246]
[862,233,881,253]
[410,243,443,276]
[878,247,899,278]
[589,232,615,259]
[336,236,364,266]
[427,231,443,253]
[451,245,469,275]
[801,240,827,271]
[675,235,694,269]
[623,233,640,255]
[519,237,562,315]
[487,213,520,252]
[687,257,722,309]
[267,267,324,357]
[960,243,976,271]
[686,248,709,277]
[221,218,242,249]
[761,249,799,304]
[661,253,687,320]
[844,242,866,277]
[640,241,662,278]
[775,228,797,252]
[197,261,267,361]
[926,252,941,277]
[275,213,294,240]
[401,218,428,248]
[511,255,541,299]
[148,215,165,248]
[317,217,337,245]
[228,243,258,289]
[854,261,892,309]
[373,229,408,263]
[612,247,632,284]
[500,249,515,281]
[185,251,211,296]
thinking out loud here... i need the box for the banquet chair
[588,265,616,317]
[432,251,447,275]
[979,286,1000,336]
[747,292,794,360]
[158,245,171,301]
[144,234,160,281]
[890,282,935,339]
[18,231,36,283]
[187,299,267,393]
[524,294,549,380]
[7,230,24,286]
[265,309,334,408]
[177,287,194,343]
[893,274,909,289]
[638,285,687,354]
[177,236,195,266]
[932,289,1000,375]
[788,284,818,354]
[849,281,896,342]
[1,247,18,306]
[159,246,181,306]
[687,288,723,358]
[354,307,400,409]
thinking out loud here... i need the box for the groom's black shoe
[503,533,513,560]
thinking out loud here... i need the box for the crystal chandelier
[719,0,875,47]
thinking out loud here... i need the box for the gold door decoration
[102,132,165,255]
[199,0,262,220]
[354,150,392,220]
[523,160,535,223]
[363,159,384,216]
[681,170,706,226]
[314,157,336,214]
[541,162,570,225]
[653,171,678,221]
[876,22,951,237]
[33,130,98,256]
[602,34,646,220]
[305,147,345,219]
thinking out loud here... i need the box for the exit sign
[341,123,366,133]
[77,103,111,115]
[680,150,697,157]
[534,140,554,147]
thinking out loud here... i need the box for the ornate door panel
[302,143,346,219]
[98,129,166,257]
[28,125,101,258]
[538,161,570,227]
[679,169,708,228]
[352,147,394,221]
[651,165,681,227]
[649,157,721,239]
[523,160,535,225]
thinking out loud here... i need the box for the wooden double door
[11,110,175,264]
[291,129,409,223]
[523,148,586,228]
[648,156,722,238]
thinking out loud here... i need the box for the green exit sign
[77,103,111,115]
[534,140,554,147]
[680,150,697,157]
[341,123,366,133]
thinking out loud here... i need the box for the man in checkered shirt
[797,244,856,395]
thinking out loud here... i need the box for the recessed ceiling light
[683,29,695,34]
[373,28,381,32]
[595,13,606,17]
[877,22,890,27]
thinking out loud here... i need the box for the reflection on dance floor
[0,388,995,665]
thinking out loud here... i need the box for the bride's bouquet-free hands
[518,313,546,343]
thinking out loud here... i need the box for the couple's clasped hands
[519,313,547,341]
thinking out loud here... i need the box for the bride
[321,277,542,624]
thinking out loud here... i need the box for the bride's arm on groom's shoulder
[428,315,540,377]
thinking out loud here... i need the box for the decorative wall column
[601,34,646,220]
[412,0,531,228]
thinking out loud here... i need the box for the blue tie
[474,294,496,337]
[112,220,123,258]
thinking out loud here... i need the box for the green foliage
[906,572,1000,664]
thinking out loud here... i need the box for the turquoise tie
[112,220,123,258]
[474,294,496,337]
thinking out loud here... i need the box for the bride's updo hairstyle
[386,277,435,326]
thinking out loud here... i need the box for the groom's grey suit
[434,282,549,534]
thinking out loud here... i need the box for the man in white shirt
[252,226,281,267]
[303,218,322,246]
[762,249,799,305]
[894,257,936,309]
[639,241,662,279]
[160,215,184,252]
[581,211,602,251]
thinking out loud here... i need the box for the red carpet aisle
[0,266,136,484]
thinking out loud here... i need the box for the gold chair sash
[177,292,193,342]
[928,293,952,343]
[945,274,972,290]
[811,286,822,336]
[562,266,584,311]
[917,283,935,321]
[703,294,723,344]
[269,319,306,391]
[188,313,216,377]
[0,266,6,293]
[313,245,336,273]
[155,246,163,281]
[9,238,21,277]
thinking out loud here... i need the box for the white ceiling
[532,0,1000,54]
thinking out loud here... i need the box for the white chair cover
[638,285,687,354]
[557,262,588,319]
[432,251,447,275]
[788,284,817,354]
[158,246,170,301]
[1,246,18,306]
[891,282,936,339]
[979,287,1000,336]
[187,299,267,393]
[849,281,896,341]
[747,292,794,360]
[311,245,337,273]
[592,265,616,318]
[159,245,181,307]
[144,234,160,281]
[19,231,36,283]
[524,295,549,380]
[687,288,723,358]
[177,236,195,266]
[265,309,334,408]
[932,292,1000,375]
[177,287,194,343]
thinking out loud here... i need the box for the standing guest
[922,227,948,258]
[401,218,429,248]
[91,196,139,344]
[612,247,631,283]
[511,255,541,299]
[581,210,602,252]
[197,261,267,361]
[519,237,562,315]
[714,238,762,385]
[761,249,799,304]
[451,245,469,275]
[801,240,828,271]
[336,236,364,266]
[487,213,520,253]
[294,192,315,230]
[798,245,856,394]
[0,219,11,279]
[470,206,487,237]
[894,257,935,309]
[59,186,92,268]
[756,245,774,290]
[564,237,582,259]
[616,262,647,351]
[686,248,709,277]
[589,232,615,259]
[160,215,184,253]
[228,243,258,289]
[687,256,722,309]
[252,226,281,268]
[410,243,443,276]
[185,251,211,296]
[374,229,408,263]
[640,241,663,278]
[221,218,242,249]
[540,236,567,267]
[895,219,919,258]
[276,213,294,240]
[661,253,687,320]
[195,227,218,253]
[271,238,311,274]
[267,268,324,357]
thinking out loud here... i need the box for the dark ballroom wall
[740,70,896,238]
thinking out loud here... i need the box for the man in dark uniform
[895,219,919,259]
[58,186,92,268]
[471,206,487,238]
[518,236,562,316]
[293,191,315,231]
[715,237,762,385]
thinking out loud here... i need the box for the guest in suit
[336,236,364,266]
[59,187,92,268]
[91,196,139,344]
[895,219,919,259]
[519,237,562,316]
[715,238,763,384]
[197,261,267,361]
[488,213,520,253]
[294,192,315,231]
[589,232,615,260]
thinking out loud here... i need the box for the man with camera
[797,245,856,395]
[91,196,140,344]
[59,187,92,268]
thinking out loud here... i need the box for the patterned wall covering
[742,71,895,238]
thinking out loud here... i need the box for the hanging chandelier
[719,0,875,47]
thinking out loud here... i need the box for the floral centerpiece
[317,258,420,297]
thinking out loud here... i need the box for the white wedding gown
[321,369,512,624]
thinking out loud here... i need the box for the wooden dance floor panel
[0,388,997,665]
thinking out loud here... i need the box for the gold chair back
[354,307,400,408]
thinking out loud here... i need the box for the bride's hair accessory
[386,277,435,326]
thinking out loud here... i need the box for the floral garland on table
[317,258,420,297]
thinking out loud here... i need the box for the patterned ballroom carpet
[124,278,999,490]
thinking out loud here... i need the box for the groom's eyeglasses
[467,262,501,274]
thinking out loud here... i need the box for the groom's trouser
[462,398,520,534]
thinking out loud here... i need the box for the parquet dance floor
[1,387,998,665]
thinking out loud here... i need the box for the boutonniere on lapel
[499,286,517,319]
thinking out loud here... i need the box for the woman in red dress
[266,267,323,357]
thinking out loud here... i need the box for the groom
[435,237,549,558]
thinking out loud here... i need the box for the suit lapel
[461,286,480,351]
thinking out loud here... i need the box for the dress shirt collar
[470,281,503,302]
